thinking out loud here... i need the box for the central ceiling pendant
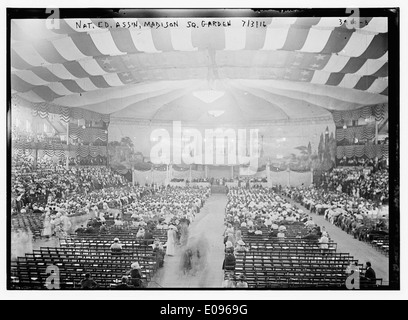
[207,110,225,117]
[193,90,225,103]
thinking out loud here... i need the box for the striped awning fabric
[11,16,388,122]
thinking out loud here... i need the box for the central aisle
[150,194,228,288]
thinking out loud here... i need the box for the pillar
[311,168,314,186]
[266,161,271,188]
[287,169,291,187]
[66,121,69,170]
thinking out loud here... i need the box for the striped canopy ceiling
[11,17,388,124]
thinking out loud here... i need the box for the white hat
[21,209,26,213]
[131,262,141,269]
[237,240,245,246]
[114,238,120,242]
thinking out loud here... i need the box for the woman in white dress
[42,213,52,238]
[166,225,177,256]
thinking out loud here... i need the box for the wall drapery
[332,103,387,126]
[69,123,107,143]
[335,124,376,142]
[336,144,388,159]
[12,94,110,124]
[12,141,107,158]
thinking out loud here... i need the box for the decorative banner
[336,144,388,159]
[68,123,107,143]
[332,103,387,126]
[336,124,376,142]
[13,94,110,124]
[12,144,107,158]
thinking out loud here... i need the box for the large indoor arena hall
[7,8,398,292]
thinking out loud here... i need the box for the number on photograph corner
[345,8,361,29]
[46,8,60,30]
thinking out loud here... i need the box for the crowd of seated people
[337,156,388,168]
[12,128,64,145]
[191,178,210,183]
[71,185,211,238]
[69,156,107,166]
[283,163,389,242]
[221,187,329,274]
[317,166,389,205]
[12,153,63,173]
[12,164,128,214]
[225,188,323,238]
[13,183,152,238]
[120,186,211,235]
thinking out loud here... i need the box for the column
[287,168,291,187]
[66,121,69,170]
[310,168,314,186]
[375,120,379,162]
[266,161,271,188]
[231,165,234,179]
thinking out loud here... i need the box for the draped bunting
[13,141,68,151]
[332,103,387,126]
[12,94,110,124]
[68,123,107,143]
[336,144,388,159]
[336,124,376,142]
[12,143,108,158]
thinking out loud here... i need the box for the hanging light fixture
[193,90,225,104]
[208,110,225,117]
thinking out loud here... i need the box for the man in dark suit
[143,228,154,246]
[364,262,377,286]
[80,273,98,290]
[114,276,134,290]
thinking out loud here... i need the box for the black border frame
[6,7,400,291]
